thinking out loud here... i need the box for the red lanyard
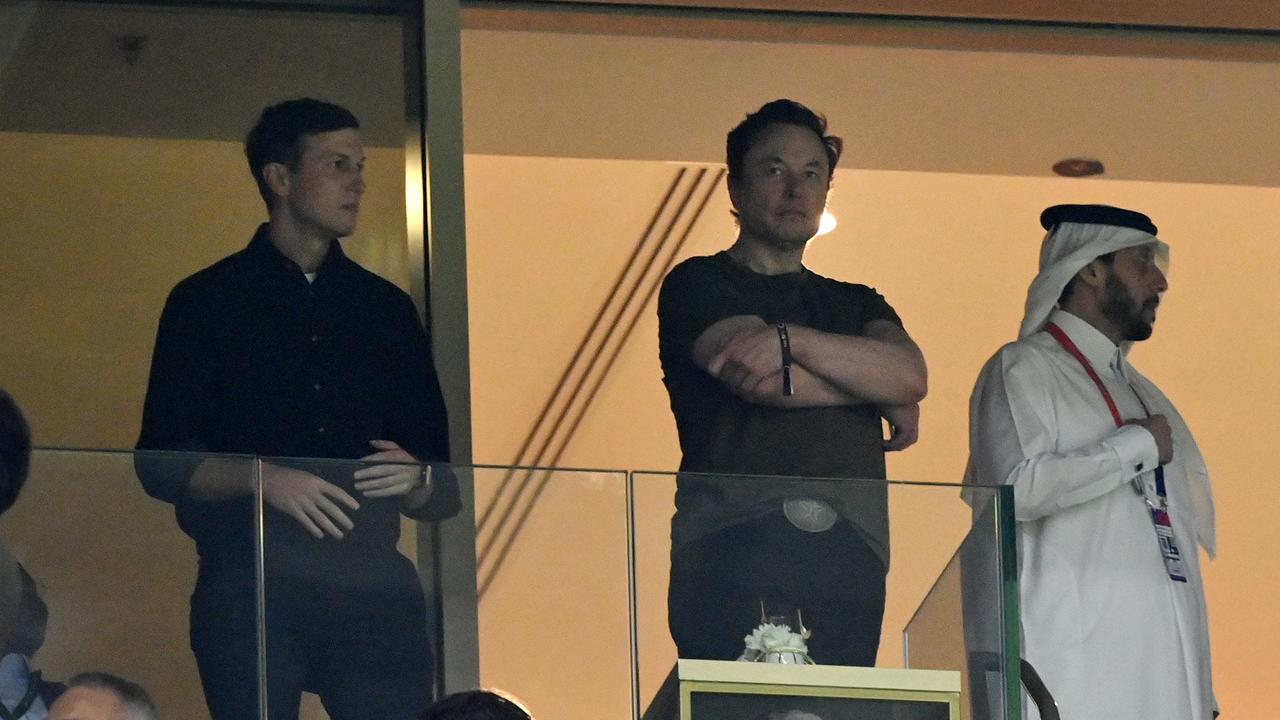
[1044,323,1125,428]
[1044,321,1167,499]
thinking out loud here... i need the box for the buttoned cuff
[1105,423,1161,481]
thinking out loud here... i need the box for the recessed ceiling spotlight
[816,210,837,237]
[1053,158,1105,178]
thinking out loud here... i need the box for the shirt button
[313,383,323,391]
[316,427,326,435]
[310,334,320,343]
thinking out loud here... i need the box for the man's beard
[1100,271,1156,342]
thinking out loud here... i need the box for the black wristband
[776,322,794,396]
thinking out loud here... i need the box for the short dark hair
[65,672,158,720]
[1058,251,1116,306]
[420,689,532,720]
[726,99,842,181]
[244,98,360,206]
[0,389,31,516]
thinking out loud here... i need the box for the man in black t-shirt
[657,100,927,665]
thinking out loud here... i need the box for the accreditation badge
[1150,507,1188,583]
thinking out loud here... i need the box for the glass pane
[0,448,259,720]
[9,449,1016,720]
[631,471,679,719]
[904,486,1020,720]
[254,461,634,720]
[256,455,456,720]
[465,465,634,719]
[632,471,1013,720]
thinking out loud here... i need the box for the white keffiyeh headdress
[1019,221,1168,342]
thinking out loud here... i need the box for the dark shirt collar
[717,250,809,282]
[244,223,351,281]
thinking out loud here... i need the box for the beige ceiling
[0,3,405,145]
[502,0,1280,31]
[1,2,1276,187]
[461,26,1280,186]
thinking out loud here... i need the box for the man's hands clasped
[263,439,429,540]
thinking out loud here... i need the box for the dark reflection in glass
[1,2,421,718]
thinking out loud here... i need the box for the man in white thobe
[966,204,1217,719]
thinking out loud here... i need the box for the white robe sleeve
[968,343,1161,521]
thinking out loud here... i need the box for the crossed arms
[692,315,927,449]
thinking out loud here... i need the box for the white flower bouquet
[739,621,815,665]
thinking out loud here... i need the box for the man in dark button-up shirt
[136,99,455,720]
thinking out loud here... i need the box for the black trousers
[668,512,886,666]
[189,560,432,720]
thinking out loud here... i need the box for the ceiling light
[816,210,837,237]
[1052,158,1105,178]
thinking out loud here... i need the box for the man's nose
[1153,267,1168,293]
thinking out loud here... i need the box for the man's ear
[263,162,290,200]
[726,173,745,216]
[1075,257,1110,290]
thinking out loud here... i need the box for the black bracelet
[776,322,794,396]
